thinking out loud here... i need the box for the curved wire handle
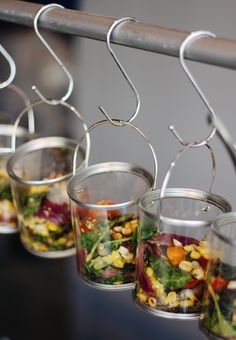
[98,17,141,125]
[0,44,16,89]
[11,99,90,166]
[73,118,158,190]
[158,141,216,228]
[32,3,74,105]
[8,84,35,134]
[169,30,217,147]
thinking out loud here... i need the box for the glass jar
[200,212,236,339]
[7,136,87,258]
[134,188,231,319]
[0,124,34,233]
[67,161,153,290]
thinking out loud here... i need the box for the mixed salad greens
[16,174,74,253]
[134,217,210,315]
[75,200,138,286]
[0,168,17,229]
[200,259,236,339]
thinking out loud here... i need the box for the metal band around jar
[11,99,90,166]
[72,118,158,190]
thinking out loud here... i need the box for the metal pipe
[1,0,236,70]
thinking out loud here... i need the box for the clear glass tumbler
[7,136,87,258]
[200,212,236,339]
[68,161,153,290]
[0,125,33,233]
[134,188,231,319]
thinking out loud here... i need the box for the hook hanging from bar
[0,44,16,89]
[32,3,74,105]
[169,30,217,147]
[98,17,141,126]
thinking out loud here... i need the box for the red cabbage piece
[153,232,199,247]
[37,197,71,225]
[101,268,121,279]
[136,241,157,296]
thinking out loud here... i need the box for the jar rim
[67,161,153,210]
[139,188,231,228]
[212,212,236,246]
[7,136,85,186]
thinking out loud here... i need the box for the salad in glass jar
[16,173,74,254]
[134,222,210,316]
[75,200,138,287]
[0,167,17,230]
[200,259,236,339]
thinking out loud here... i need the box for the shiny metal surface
[139,188,231,228]
[0,1,236,70]
[7,136,85,185]
[67,161,153,209]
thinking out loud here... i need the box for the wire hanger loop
[32,3,74,105]
[169,30,217,147]
[98,17,140,126]
[73,117,158,190]
[0,44,16,89]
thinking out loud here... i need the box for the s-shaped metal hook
[169,31,217,147]
[0,44,16,89]
[32,3,74,105]
[98,17,141,126]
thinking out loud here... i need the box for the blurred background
[1,0,236,339]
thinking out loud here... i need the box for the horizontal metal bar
[1,0,236,70]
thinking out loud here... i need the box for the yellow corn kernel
[192,267,205,280]
[102,255,113,265]
[137,292,148,303]
[150,277,159,287]
[66,240,74,248]
[179,260,193,272]
[30,185,49,194]
[148,297,157,308]
[113,259,125,268]
[155,285,165,297]
[190,250,201,260]
[123,253,134,263]
[146,267,154,277]
[34,243,48,251]
[122,226,132,236]
[130,219,139,230]
[124,221,132,228]
[198,247,210,260]
[57,237,66,245]
[47,221,59,232]
[164,291,178,306]
[113,232,122,240]
[111,250,120,259]
[184,244,195,253]
[180,299,194,308]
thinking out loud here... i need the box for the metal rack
[1,0,236,70]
